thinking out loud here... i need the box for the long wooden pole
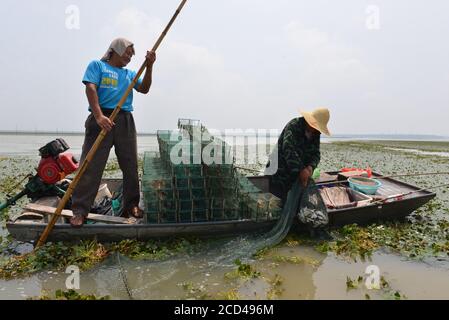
[36,0,188,248]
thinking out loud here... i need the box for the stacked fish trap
[142,119,282,223]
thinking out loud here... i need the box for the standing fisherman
[70,38,156,227]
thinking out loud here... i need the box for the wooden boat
[6,173,436,242]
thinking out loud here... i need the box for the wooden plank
[24,203,137,225]
[34,196,60,207]
[33,196,64,224]
[315,173,338,184]
[14,212,44,221]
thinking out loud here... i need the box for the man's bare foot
[70,215,86,228]
[124,206,144,219]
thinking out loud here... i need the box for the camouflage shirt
[266,117,321,200]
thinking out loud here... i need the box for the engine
[37,138,79,184]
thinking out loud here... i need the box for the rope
[116,252,134,300]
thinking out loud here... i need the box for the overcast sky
[0,0,448,135]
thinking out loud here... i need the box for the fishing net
[298,181,329,228]
[190,180,308,267]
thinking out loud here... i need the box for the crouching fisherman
[265,108,331,238]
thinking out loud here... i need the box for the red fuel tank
[57,152,79,174]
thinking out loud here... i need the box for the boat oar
[35,0,189,248]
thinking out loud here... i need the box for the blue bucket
[348,177,382,195]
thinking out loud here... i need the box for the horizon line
[0,130,447,139]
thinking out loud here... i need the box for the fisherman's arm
[137,50,156,94]
[282,121,310,186]
[306,136,321,171]
[85,83,114,132]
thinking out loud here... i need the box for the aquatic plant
[216,289,240,300]
[266,274,284,300]
[0,240,108,279]
[178,281,211,300]
[271,254,320,267]
[346,276,364,290]
[317,219,449,261]
[224,259,261,280]
[0,238,203,280]
[31,289,110,300]
[345,274,407,300]
[112,238,203,260]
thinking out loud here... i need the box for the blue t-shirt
[82,60,143,112]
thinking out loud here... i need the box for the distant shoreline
[0,131,157,136]
[0,131,447,141]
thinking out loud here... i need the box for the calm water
[0,134,159,157]
[1,133,447,157]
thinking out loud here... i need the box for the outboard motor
[0,138,79,212]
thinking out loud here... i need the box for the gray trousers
[71,110,140,217]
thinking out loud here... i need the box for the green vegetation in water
[316,218,449,261]
[178,281,211,300]
[104,156,144,176]
[216,289,240,300]
[0,238,203,280]
[30,289,110,300]
[104,159,120,172]
[317,224,378,261]
[345,275,407,300]
[271,254,320,267]
[266,274,284,300]
[112,238,203,261]
[224,259,261,280]
[0,241,108,279]
[346,276,364,290]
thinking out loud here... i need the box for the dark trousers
[268,177,288,208]
[71,110,139,217]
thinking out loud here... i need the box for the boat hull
[6,175,436,242]
[6,219,276,243]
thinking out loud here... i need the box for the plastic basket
[348,177,382,195]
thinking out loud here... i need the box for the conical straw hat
[300,108,331,136]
